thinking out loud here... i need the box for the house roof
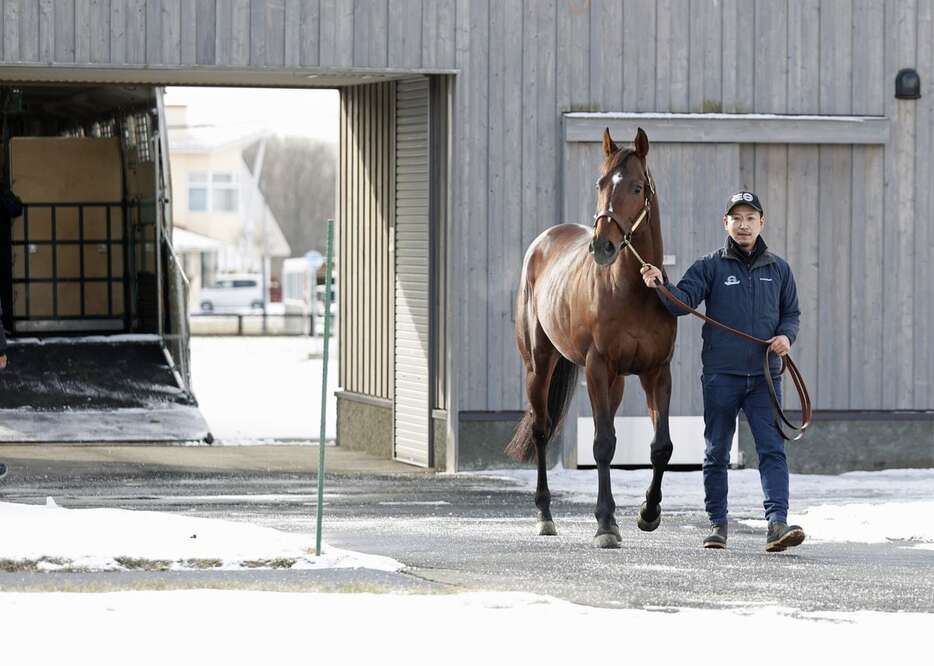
[171,227,225,252]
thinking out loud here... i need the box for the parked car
[199,274,264,312]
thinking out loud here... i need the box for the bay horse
[505,127,677,548]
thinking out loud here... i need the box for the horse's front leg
[638,364,674,531]
[586,349,622,548]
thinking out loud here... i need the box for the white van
[199,274,264,312]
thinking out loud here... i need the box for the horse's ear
[602,128,619,156]
[634,127,649,158]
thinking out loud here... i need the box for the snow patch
[0,499,402,572]
[740,501,934,547]
[0,591,928,665]
[9,334,162,346]
[189,336,336,441]
[462,467,934,546]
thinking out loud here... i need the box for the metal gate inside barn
[562,114,889,467]
[338,77,446,469]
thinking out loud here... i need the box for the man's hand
[0,354,7,370]
[640,264,663,288]
[768,335,791,357]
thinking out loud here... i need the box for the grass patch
[181,558,223,569]
[114,556,173,571]
[0,559,39,572]
[241,558,297,569]
[0,557,91,573]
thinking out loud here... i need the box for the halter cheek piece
[592,168,656,249]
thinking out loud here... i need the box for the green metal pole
[315,219,335,557]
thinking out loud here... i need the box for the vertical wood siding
[339,81,394,401]
[5,0,932,412]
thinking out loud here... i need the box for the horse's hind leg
[526,343,560,536]
[638,364,674,531]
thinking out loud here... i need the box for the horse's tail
[505,357,580,463]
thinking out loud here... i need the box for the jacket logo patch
[724,275,740,286]
[759,277,773,281]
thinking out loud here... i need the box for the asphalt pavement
[0,445,931,612]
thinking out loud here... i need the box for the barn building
[0,1,931,472]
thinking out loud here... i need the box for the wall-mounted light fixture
[895,68,921,99]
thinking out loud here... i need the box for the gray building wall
[2,1,932,469]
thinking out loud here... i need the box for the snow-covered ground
[1,590,929,665]
[189,336,337,442]
[0,498,399,572]
[463,467,934,549]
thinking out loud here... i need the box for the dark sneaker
[0,463,6,481]
[766,522,805,552]
[703,523,728,549]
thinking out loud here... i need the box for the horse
[505,127,677,549]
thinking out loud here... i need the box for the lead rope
[623,242,812,441]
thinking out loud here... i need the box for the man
[640,191,804,552]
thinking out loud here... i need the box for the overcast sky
[163,87,339,144]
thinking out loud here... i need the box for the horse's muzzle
[589,238,619,266]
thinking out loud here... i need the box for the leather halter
[592,166,655,249]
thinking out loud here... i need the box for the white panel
[576,417,739,467]
[393,77,431,468]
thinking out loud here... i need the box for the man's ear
[602,127,619,157]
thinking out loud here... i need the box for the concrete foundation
[738,412,934,474]
[457,411,560,471]
[336,392,393,460]
[432,412,448,471]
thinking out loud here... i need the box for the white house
[166,104,290,310]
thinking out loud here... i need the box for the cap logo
[743,192,753,202]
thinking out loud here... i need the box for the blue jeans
[701,372,788,525]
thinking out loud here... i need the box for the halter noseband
[593,204,650,248]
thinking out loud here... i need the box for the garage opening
[0,76,448,465]
[165,85,340,444]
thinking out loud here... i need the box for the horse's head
[589,127,654,266]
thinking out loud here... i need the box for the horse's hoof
[537,520,558,536]
[608,524,622,542]
[592,532,621,549]
[637,501,661,532]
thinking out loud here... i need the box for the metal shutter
[393,78,432,467]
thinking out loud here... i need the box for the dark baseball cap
[725,191,764,215]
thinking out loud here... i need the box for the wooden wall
[339,81,394,400]
[4,0,931,412]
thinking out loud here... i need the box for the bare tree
[244,136,337,258]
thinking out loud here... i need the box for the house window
[188,172,208,212]
[212,172,238,212]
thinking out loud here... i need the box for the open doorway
[165,86,339,443]
[0,76,447,465]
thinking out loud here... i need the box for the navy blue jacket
[658,238,800,376]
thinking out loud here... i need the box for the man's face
[723,204,764,251]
